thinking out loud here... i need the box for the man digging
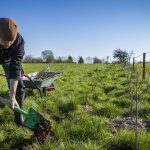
[0,18,25,126]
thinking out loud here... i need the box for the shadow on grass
[25,89,35,98]
[0,137,33,150]
[0,91,10,108]
[0,91,9,99]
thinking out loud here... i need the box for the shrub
[92,103,123,118]
[103,84,116,94]
[57,99,78,114]
[65,115,109,141]
[104,130,150,150]
[112,98,130,108]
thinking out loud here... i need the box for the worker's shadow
[25,89,42,99]
[0,91,9,98]
[25,89,34,98]
[0,137,33,150]
[0,91,10,108]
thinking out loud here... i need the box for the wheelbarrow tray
[23,76,57,88]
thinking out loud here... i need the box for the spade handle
[15,107,29,117]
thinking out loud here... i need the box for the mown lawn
[0,63,150,150]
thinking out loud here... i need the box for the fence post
[143,53,146,80]
[135,71,139,150]
[133,57,135,71]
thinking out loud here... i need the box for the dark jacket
[0,33,25,79]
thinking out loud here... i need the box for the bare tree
[23,54,34,63]
[54,56,63,63]
[93,57,102,63]
[41,50,54,63]
[33,57,43,63]
[85,57,93,64]
[113,48,128,64]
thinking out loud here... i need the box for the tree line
[23,50,103,64]
[23,49,132,64]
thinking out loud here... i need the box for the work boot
[14,94,25,126]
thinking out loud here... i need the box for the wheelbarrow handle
[23,73,28,77]
[22,69,43,98]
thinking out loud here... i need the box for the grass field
[0,63,150,150]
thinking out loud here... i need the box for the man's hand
[11,97,19,109]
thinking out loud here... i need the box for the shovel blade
[23,108,41,129]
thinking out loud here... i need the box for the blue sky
[1,0,150,60]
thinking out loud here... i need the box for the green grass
[112,98,131,108]
[57,98,78,114]
[104,130,150,150]
[0,63,150,149]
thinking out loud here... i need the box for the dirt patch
[15,139,34,150]
[108,117,150,133]
[16,116,54,150]
[81,105,93,112]
[31,115,54,142]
